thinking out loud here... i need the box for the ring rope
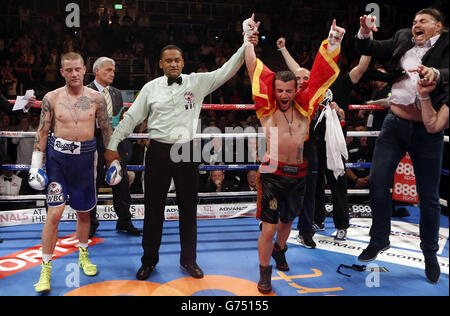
[0,131,384,139]
[8,100,388,111]
[2,131,448,143]
[1,162,373,172]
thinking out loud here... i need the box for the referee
[105,17,258,280]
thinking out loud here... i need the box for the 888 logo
[395,162,416,177]
[394,183,418,199]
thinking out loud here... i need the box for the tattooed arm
[94,93,113,148]
[34,95,53,153]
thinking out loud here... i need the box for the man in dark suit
[355,8,448,284]
[87,57,141,237]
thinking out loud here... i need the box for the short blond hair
[61,52,84,68]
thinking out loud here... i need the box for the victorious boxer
[30,52,113,293]
[245,18,344,294]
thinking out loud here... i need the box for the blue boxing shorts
[45,136,97,212]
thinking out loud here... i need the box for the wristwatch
[431,67,440,82]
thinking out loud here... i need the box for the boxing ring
[0,102,448,296]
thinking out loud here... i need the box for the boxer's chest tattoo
[61,86,94,139]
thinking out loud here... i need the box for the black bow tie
[4,177,12,182]
[168,76,182,86]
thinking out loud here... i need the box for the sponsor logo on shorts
[54,138,81,154]
[269,198,278,210]
[47,182,64,204]
[283,165,299,174]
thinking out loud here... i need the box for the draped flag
[252,39,341,123]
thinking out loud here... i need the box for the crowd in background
[1,0,448,211]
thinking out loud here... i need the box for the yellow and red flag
[252,39,340,122]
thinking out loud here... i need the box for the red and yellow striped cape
[252,39,341,124]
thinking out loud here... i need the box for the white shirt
[0,174,22,196]
[389,34,440,106]
[11,126,35,165]
[94,80,109,95]
[107,44,245,150]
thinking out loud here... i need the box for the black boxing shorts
[257,155,308,225]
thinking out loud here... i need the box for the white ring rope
[1,131,448,141]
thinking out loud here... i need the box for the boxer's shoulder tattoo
[38,97,52,133]
[34,96,53,151]
[94,95,109,126]
[94,94,113,147]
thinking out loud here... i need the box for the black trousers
[297,139,318,238]
[142,140,199,267]
[91,128,132,226]
[314,137,350,230]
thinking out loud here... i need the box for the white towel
[324,106,348,179]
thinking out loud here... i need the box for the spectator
[0,113,16,162]
[43,57,58,90]
[239,170,258,192]
[0,156,34,211]
[11,115,34,165]
[346,125,372,190]
[0,157,23,196]
[1,64,18,98]
[203,170,233,193]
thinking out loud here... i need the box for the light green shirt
[107,44,245,150]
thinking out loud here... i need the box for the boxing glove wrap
[28,151,49,191]
[105,160,123,186]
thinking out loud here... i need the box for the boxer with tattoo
[31,52,113,293]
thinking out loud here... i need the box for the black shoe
[425,256,440,284]
[358,243,390,262]
[89,222,100,239]
[297,234,316,249]
[136,265,155,280]
[181,262,204,279]
[116,221,142,236]
[257,265,273,294]
[271,243,289,271]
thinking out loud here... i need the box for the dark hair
[415,8,446,25]
[275,71,297,82]
[160,45,183,59]
[273,71,297,88]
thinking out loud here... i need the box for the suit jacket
[355,29,449,111]
[87,81,124,117]
[1,91,12,114]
